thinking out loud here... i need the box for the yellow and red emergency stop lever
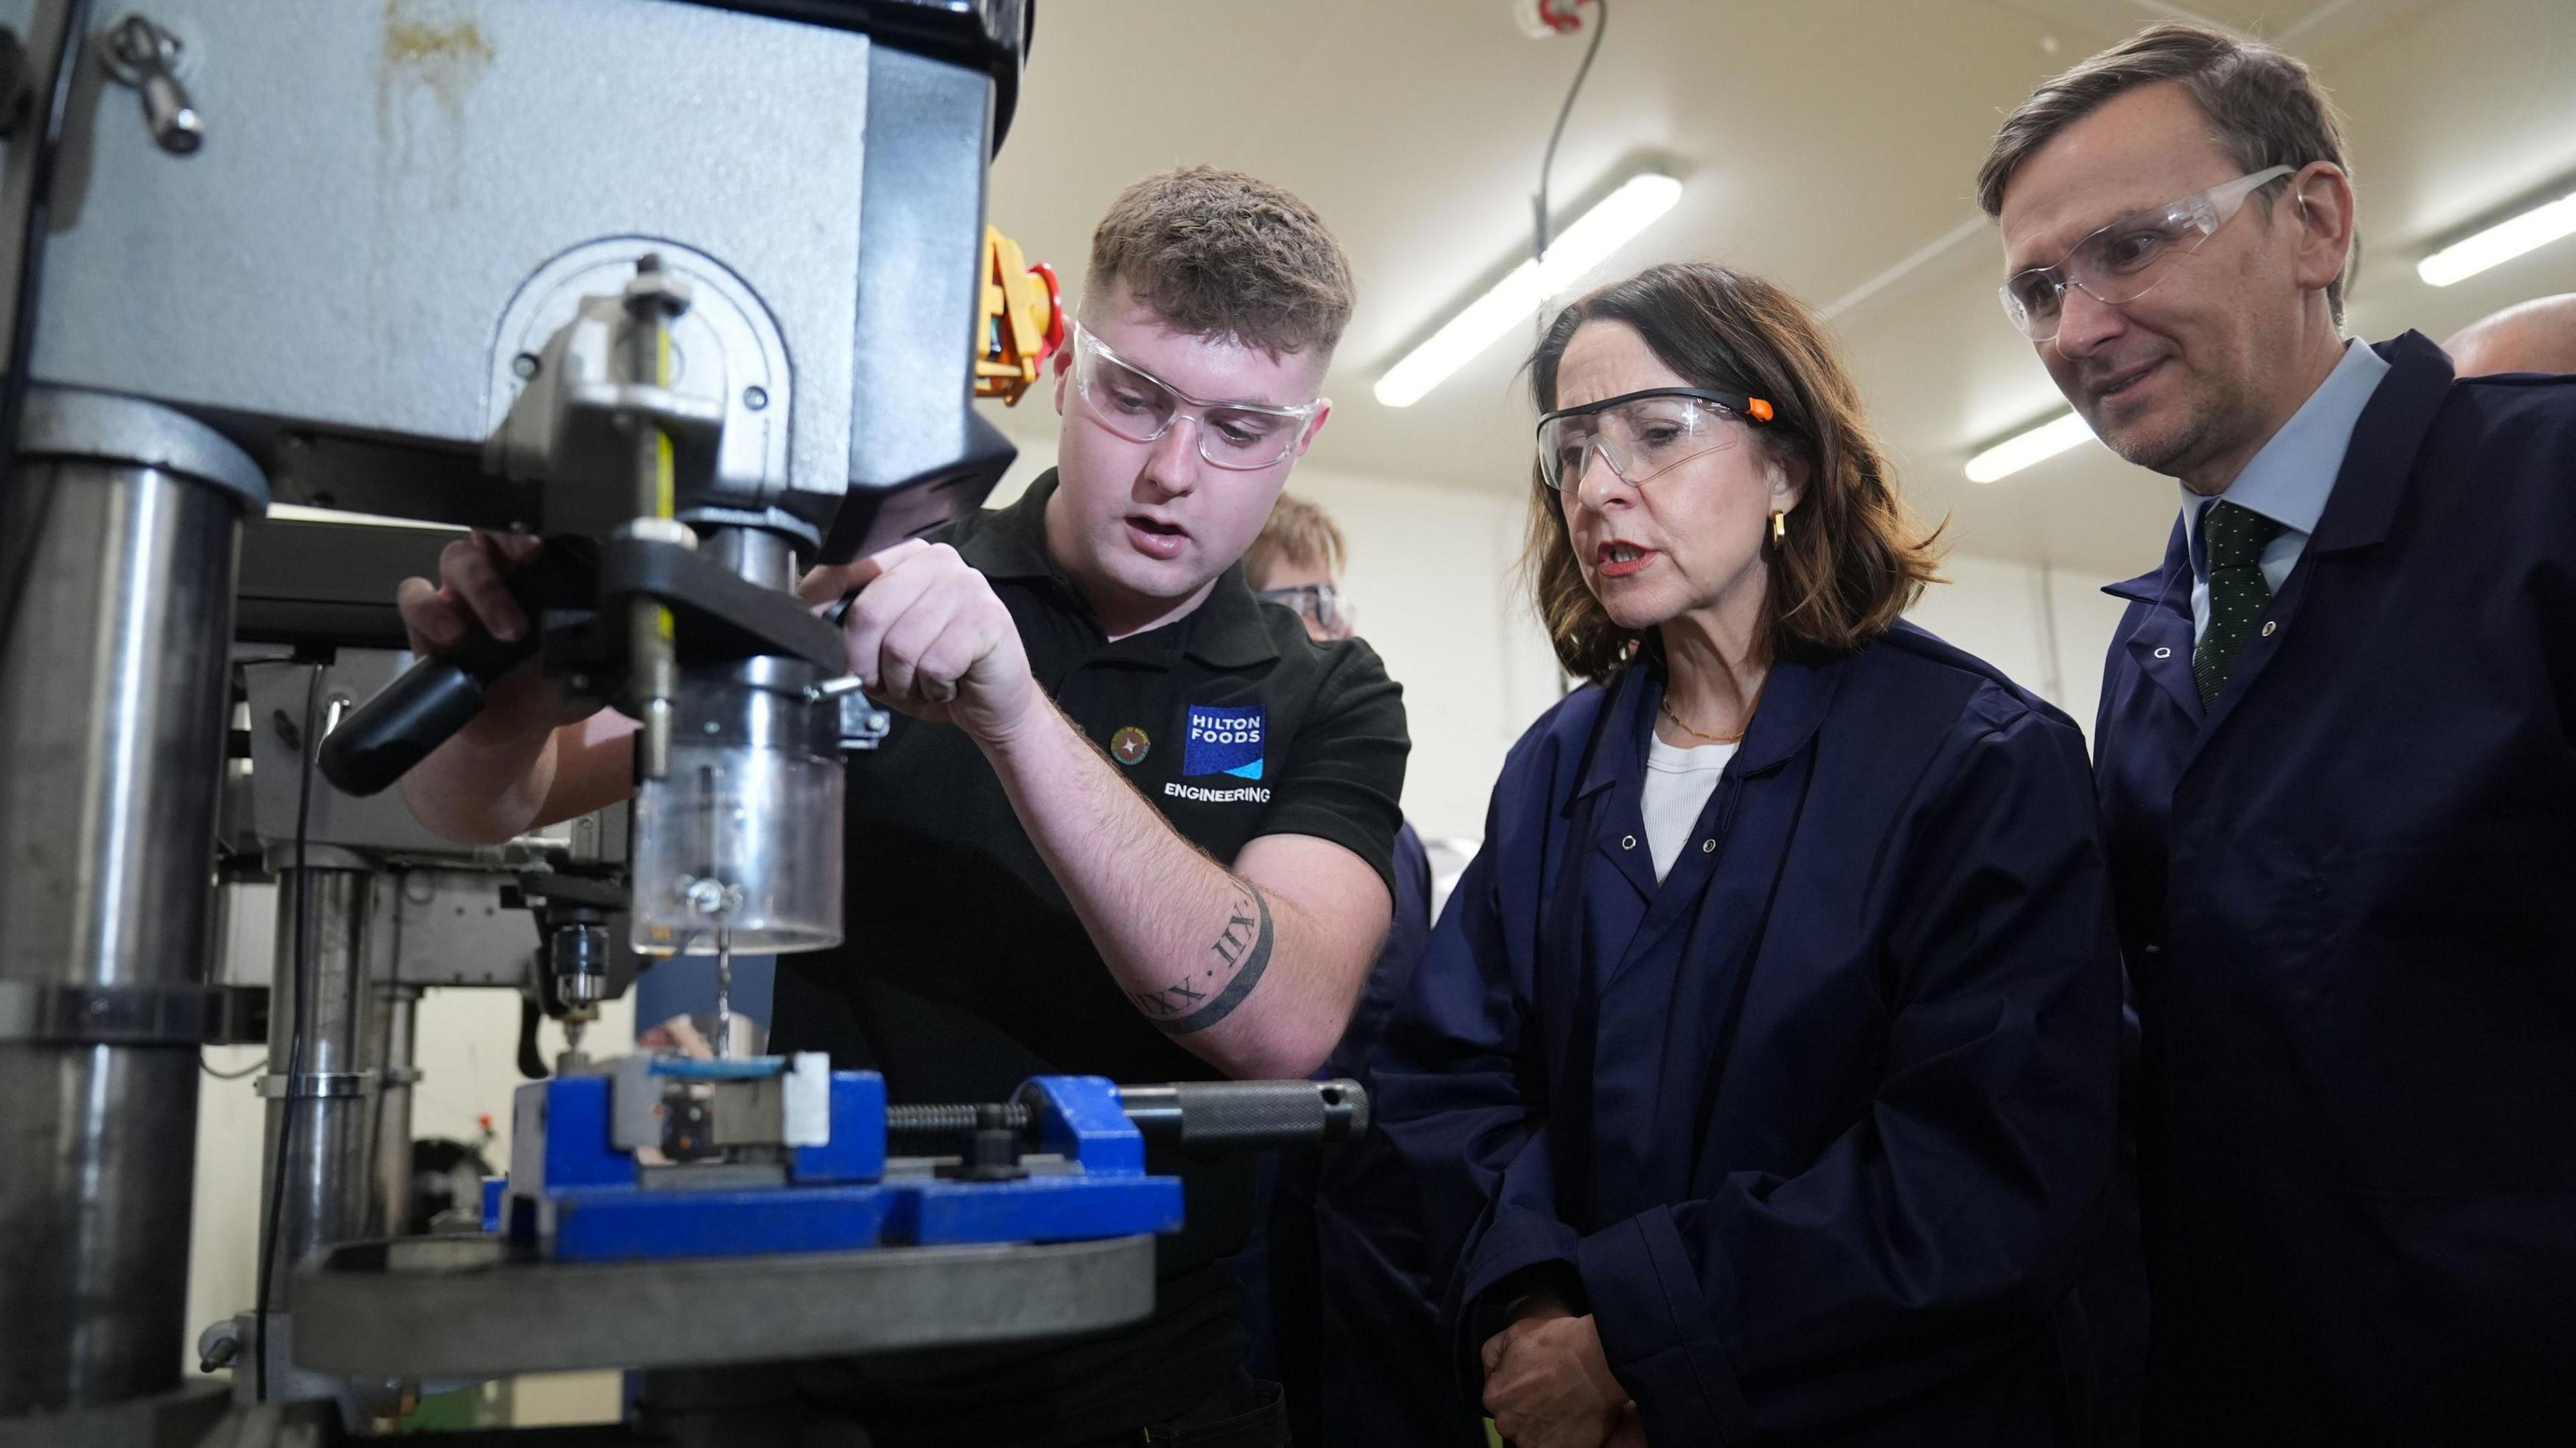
[975,225,1063,405]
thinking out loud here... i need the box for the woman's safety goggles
[1535,386,1776,493]
[1069,323,1324,471]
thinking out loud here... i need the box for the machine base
[291,1231,1158,1379]
[0,1382,229,1448]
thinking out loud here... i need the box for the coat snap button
[2153,647,2172,659]
[1701,839,1716,854]
[1620,835,1637,850]
[2261,620,2277,636]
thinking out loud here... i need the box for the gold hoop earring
[1770,510,1788,547]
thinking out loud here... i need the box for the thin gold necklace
[1659,677,1765,745]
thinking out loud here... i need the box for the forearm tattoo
[1130,881,1274,1036]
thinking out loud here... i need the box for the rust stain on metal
[378,0,496,134]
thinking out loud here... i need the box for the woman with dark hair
[1371,262,2135,1446]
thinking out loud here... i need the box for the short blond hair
[1087,166,1354,359]
[1244,492,1345,588]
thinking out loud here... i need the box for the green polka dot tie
[2194,498,2287,707]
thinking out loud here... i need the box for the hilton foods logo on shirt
[1167,704,1271,804]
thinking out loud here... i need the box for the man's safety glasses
[1999,165,2298,341]
[1535,386,1776,493]
[1069,323,1324,471]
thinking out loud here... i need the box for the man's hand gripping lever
[321,531,596,797]
[796,537,1040,746]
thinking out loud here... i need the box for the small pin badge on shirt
[1111,726,1150,765]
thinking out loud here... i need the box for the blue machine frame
[496,1062,1184,1263]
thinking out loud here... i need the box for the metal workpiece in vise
[480,1066,1368,1264]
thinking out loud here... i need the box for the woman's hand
[1481,1311,1627,1448]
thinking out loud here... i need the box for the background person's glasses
[1535,386,1774,492]
[1070,323,1324,471]
[1999,165,2299,341]
[1257,582,1352,636]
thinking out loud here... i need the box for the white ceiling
[979,0,2576,575]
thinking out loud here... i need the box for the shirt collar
[2102,511,2192,611]
[956,467,1279,671]
[2178,337,2392,548]
[1181,563,1283,670]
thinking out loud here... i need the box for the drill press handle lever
[1113,1078,1371,1152]
[317,628,538,797]
[317,542,596,797]
[884,1078,1373,1160]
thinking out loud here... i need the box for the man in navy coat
[1982,22,2576,1443]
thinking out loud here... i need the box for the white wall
[1293,464,1568,838]
[1905,553,2135,743]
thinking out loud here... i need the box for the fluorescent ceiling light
[1375,173,1684,408]
[2417,187,2576,287]
[1964,410,2096,484]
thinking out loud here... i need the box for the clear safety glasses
[1069,323,1324,471]
[1535,386,1776,493]
[1999,165,2299,341]
[1256,582,1352,635]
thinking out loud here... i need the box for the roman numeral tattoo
[1132,882,1274,1036]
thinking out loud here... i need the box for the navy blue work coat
[1373,623,2135,1444]
[1239,824,1489,1447]
[2094,331,2576,1443]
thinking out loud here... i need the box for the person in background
[1231,494,1481,1448]
[1241,494,1434,1065]
[2443,292,2576,376]
[1983,23,2576,1443]
[1373,261,2135,1447]
[1245,492,1360,638]
[394,166,1408,1448]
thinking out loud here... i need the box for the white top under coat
[1642,734,1737,883]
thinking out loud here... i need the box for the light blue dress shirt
[2180,339,2392,643]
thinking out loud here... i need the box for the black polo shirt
[773,471,1408,1444]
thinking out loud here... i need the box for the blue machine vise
[495,1054,1184,1263]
